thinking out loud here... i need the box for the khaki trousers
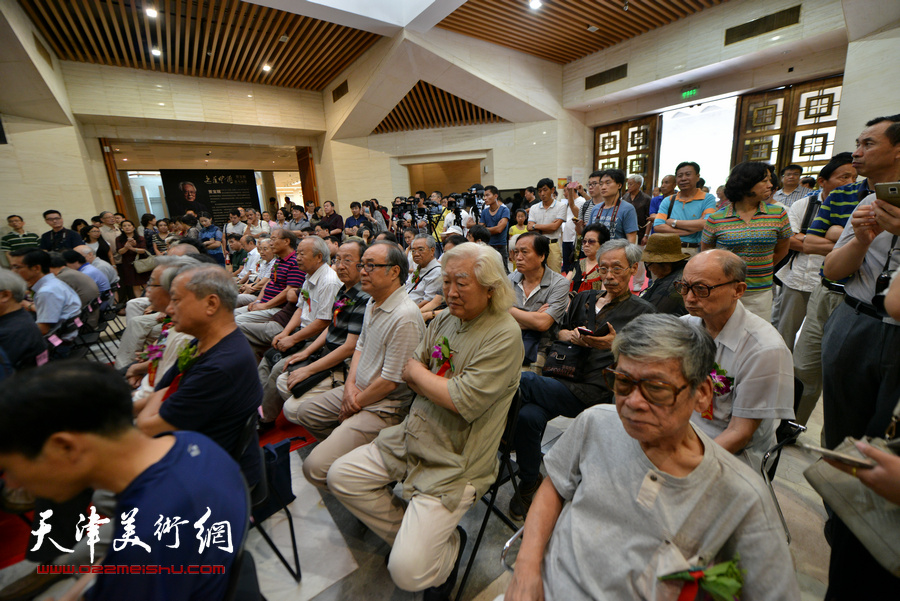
[284,385,403,488]
[547,241,562,273]
[740,288,774,322]
[328,443,476,592]
[793,283,843,425]
[774,285,811,352]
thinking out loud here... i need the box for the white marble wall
[833,24,900,150]
[564,0,847,120]
[62,63,326,133]
[0,116,110,229]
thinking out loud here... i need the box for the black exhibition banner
[159,169,259,225]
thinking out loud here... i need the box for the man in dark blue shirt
[0,268,46,370]
[136,265,263,487]
[39,209,84,252]
[0,362,248,601]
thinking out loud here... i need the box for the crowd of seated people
[3,116,900,600]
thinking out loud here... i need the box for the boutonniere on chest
[411,268,422,287]
[431,336,456,377]
[703,363,734,420]
[176,343,201,373]
[332,296,356,320]
[300,288,311,310]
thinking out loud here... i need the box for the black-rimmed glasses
[673,280,739,298]
[602,367,688,407]
[357,263,392,272]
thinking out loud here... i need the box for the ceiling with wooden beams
[437,0,730,64]
[18,0,382,91]
[371,80,507,135]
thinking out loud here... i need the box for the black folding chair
[453,391,522,601]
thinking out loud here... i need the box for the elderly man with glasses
[676,249,793,469]
[508,240,656,522]
[503,314,799,601]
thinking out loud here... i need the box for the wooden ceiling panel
[19,0,382,91]
[372,80,507,135]
[437,0,729,64]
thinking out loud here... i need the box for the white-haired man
[328,243,524,599]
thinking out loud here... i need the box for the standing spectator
[647,174,676,235]
[476,186,511,272]
[639,233,689,315]
[344,202,368,237]
[2,215,40,262]
[819,114,900,597]
[69,218,88,234]
[510,232,570,371]
[8,249,80,339]
[363,200,387,232]
[245,209,270,238]
[137,213,156,240]
[701,162,792,321]
[271,208,289,232]
[653,162,718,252]
[772,153,856,350]
[79,225,114,266]
[624,174,653,245]
[587,169,639,244]
[0,268,46,369]
[527,178,567,273]
[148,218,170,255]
[97,211,120,262]
[223,209,247,238]
[772,163,813,207]
[561,184,585,274]
[197,212,225,266]
[319,201,344,236]
[286,205,310,232]
[39,210,84,253]
[115,220,151,298]
[181,214,200,239]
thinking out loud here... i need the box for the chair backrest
[499,391,522,456]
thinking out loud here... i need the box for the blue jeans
[513,371,585,482]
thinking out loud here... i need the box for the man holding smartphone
[819,114,900,597]
[508,240,655,521]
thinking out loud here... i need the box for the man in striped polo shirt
[1,215,40,264]
[234,228,304,328]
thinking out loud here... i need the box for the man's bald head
[681,250,747,321]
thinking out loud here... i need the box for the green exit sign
[681,87,699,99]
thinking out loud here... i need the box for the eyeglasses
[582,238,600,245]
[603,367,688,407]
[356,262,392,272]
[587,181,601,187]
[410,246,430,254]
[673,280,738,298]
[146,283,163,288]
[597,266,628,275]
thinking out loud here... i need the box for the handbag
[252,439,296,524]
[285,354,333,398]
[541,340,584,379]
[133,256,158,273]
[803,399,900,576]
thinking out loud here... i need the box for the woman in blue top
[198,212,225,266]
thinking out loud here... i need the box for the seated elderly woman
[503,314,799,601]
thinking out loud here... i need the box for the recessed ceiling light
[123,158,128,161]
[262,64,272,72]
[542,131,546,134]
[145,8,157,18]
[279,35,289,43]
[772,35,781,41]
[151,48,161,57]
[587,25,599,33]
[529,0,542,9]
[247,94,253,98]
[158,102,165,106]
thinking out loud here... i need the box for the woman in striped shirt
[701,161,792,321]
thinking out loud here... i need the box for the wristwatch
[672,219,678,229]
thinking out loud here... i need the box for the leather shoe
[508,474,543,522]
[422,526,467,601]
[0,570,70,601]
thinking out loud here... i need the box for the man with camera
[527,178,567,273]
